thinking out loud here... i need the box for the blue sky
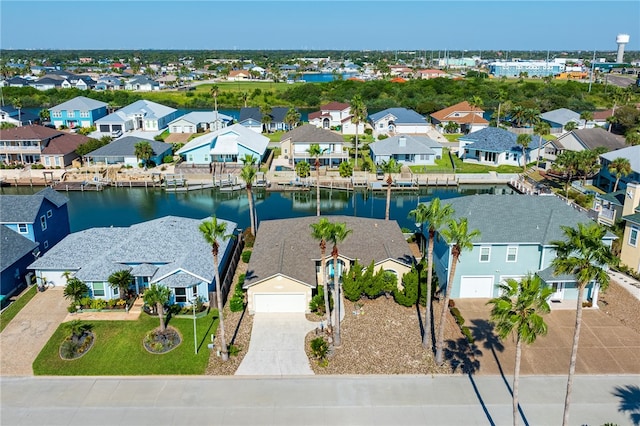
[1,1,638,51]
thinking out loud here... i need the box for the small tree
[339,160,353,178]
[608,157,632,192]
[143,284,171,332]
[63,277,89,306]
[516,134,532,173]
[108,270,134,300]
[134,141,154,169]
[296,161,310,178]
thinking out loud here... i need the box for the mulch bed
[143,326,182,354]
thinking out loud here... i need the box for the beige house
[243,216,413,314]
[620,182,640,273]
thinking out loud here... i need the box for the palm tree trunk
[333,253,341,347]
[562,284,585,426]
[613,176,620,192]
[422,233,435,349]
[321,248,331,329]
[354,126,359,169]
[385,175,392,221]
[513,337,522,426]
[246,186,256,236]
[157,302,165,332]
[316,165,321,217]
[435,253,458,366]
[214,254,229,361]
[496,103,501,127]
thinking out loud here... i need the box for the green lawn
[0,285,37,333]
[409,149,523,174]
[33,311,219,375]
[443,134,462,142]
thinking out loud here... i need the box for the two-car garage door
[253,293,306,313]
[459,276,495,298]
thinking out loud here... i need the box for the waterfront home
[592,190,627,227]
[0,125,64,165]
[368,108,429,137]
[369,134,443,166]
[541,128,626,162]
[458,127,543,167]
[95,76,124,91]
[596,144,640,192]
[28,216,239,306]
[430,101,489,134]
[239,107,295,133]
[540,108,582,134]
[168,111,233,134]
[430,195,615,306]
[307,101,366,135]
[48,96,108,130]
[176,123,269,165]
[0,105,40,127]
[0,226,39,304]
[592,109,614,130]
[41,132,90,168]
[84,136,172,167]
[279,124,347,167]
[243,216,412,314]
[0,188,71,297]
[95,100,178,135]
[124,76,160,91]
[619,182,640,274]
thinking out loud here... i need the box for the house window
[80,111,90,118]
[93,282,105,297]
[47,210,53,218]
[40,215,47,231]
[204,155,209,162]
[506,246,518,262]
[479,246,491,262]
[630,227,639,247]
[18,223,28,233]
[192,286,198,300]
[188,155,194,162]
[67,111,74,117]
[52,111,62,118]
[175,287,187,303]
[43,240,49,249]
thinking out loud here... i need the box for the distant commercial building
[488,61,563,78]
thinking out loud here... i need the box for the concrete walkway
[0,286,68,376]
[235,313,318,376]
[609,270,640,301]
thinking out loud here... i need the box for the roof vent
[399,135,407,147]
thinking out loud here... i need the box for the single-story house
[95,100,177,134]
[368,107,429,137]
[369,134,443,166]
[0,105,40,127]
[227,70,251,81]
[619,182,640,274]
[124,76,160,91]
[458,127,543,167]
[541,128,626,162]
[596,145,640,192]
[85,136,172,167]
[243,216,413,314]
[41,133,90,168]
[430,101,489,134]
[49,96,109,130]
[430,194,616,306]
[279,124,348,167]
[168,111,233,134]
[592,109,614,130]
[417,69,447,79]
[307,101,365,135]
[239,107,296,133]
[176,123,269,165]
[28,216,239,306]
[540,108,582,134]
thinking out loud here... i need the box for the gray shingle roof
[540,108,580,126]
[244,216,413,289]
[1,226,38,273]
[115,100,176,121]
[280,124,344,143]
[460,127,543,152]
[369,108,427,125]
[537,265,576,282]
[239,106,291,123]
[168,111,233,126]
[49,96,107,112]
[0,188,68,224]
[563,128,626,152]
[600,145,640,173]
[86,137,171,157]
[177,124,269,157]
[370,134,442,156]
[434,194,613,245]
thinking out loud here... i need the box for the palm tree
[296,160,310,178]
[609,157,632,192]
[488,275,552,426]
[261,107,272,133]
[554,151,580,199]
[239,91,249,108]
[326,221,352,347]
[210,85,219,113]
[380,158,402,220]
[240,155,258,236]
[12,98,22,125]
[350,94,367,169]
[516,134,531,173]
[564,121,577,132]
[579,111,593,129]
[108,269,134,300]
[307,144,326,216]
[495,89,508,127]
[533,121,551,170]
[63,277,89,306]
[134,141,154,169]
[285,107,300,131]
[143,284,171,332]
[435,218,481,366]
[510,105,526,128]
[625,130,640,146]
[310,218,333,329]
[39,109,50,123]
[468,96,483,134]
[409,198,454,349]
[551,222,617,426]
[199,216,233,361]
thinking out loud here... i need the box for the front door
[550,282,564,301]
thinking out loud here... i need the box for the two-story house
[596,145,640,193]
[279,124,348,167]
[619,182,640,274]
[0,125,63,165]
[458,127,543,167]
[307,102,365,135]
[430,101,489,134]
[368,108,429,137]
[49,96,109,129]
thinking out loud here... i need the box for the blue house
[28,216,239,306]
[458,127,543,167]
[84,136,172,167]
[0,188,71,297]
[429,194,615,307]
[596,145,640,192]
[369,134,443,166]
[239,107,296,133]
[539,108,582,134]
[176,123,269,165]
[49,96,108,130]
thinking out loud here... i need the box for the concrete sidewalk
[609,270,640,301]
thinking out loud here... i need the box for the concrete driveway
[235,313,318,376]
[0,286,68,376]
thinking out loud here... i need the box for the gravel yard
[599,280,640,335]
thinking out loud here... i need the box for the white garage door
[254,293,306,313]
[459,276,495,298]
[38,270,69,287]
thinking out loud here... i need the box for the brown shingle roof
[0,125,62,141]
[280,123,344,143]
[321,102,350,111]
[430,101,488,125]
[41,133,90,155]
[592,109,614,120]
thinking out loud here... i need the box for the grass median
[0,285,38,333]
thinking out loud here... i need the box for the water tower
[616,34,630,63]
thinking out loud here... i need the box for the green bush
[461,326,474,343]
[339,160,353,177]
[229,296,245,312]
[364,128,373,136]
[90,299,107,310]
[163,155,174,164]
[342,261,364,302]
[241,250,252,263]
[310,337,329,361]
[378,134,388,140]
[60,340,80,359]
[393,264,426,307]
[31,164,45,169]
[67,304,77,313]
[309,294,325,314]
[228,344,241,357]
[243,229,255,248]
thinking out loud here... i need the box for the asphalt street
[1,375,638,425]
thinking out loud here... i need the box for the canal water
[2,185,513,232]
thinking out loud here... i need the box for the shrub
[67,304,77,313]
[243,228,255,248]
[90,299,107,310]
[241,250,252,263]
[163,155,174,164]
[60,340,80,359]
[228,344,241,356]
[339,160,353,177]
[236,274,246,291]
[310,337,329,362]
[309,294,325,315]
[378,134,388,140]
[393,265,426,307]
[229,296,245,312]
[364,128,373,136]
[461,326,474,343]
[342,261,364,302]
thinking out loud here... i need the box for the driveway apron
[0,286,68,376]
[236,313,318,376]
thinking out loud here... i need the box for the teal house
[49,96,108,129]
[176,123,269,165]
[429,194,615,307]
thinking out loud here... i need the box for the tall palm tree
[326,221,352,347]
[143,284,171,332]
[108,269,134,300]
[310,218,333,329]
[240,155,258,236]
[409,198,454,349]
[516,134,531,173]
[608,157,632,192]
[12,98,22,125]
[468,96,483,134]
[350,94,368,169]
[285,107,300,131]
[551,222,617,426]
[380,158,401,220]
[210,85,219,113]
[533,121,551,170]
[307,144,326,216]
[495,89,508,127]
[239,91,249,108]
[555,151,580,199]
[435,218,481,366]
[199,216,234,362]
[488,275,552,426]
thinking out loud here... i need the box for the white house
[368,108,429,137]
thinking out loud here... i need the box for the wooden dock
[52,181,104,191]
